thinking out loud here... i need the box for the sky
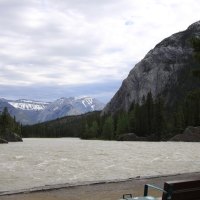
[0,0,199,103]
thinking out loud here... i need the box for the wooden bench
[120,179,200,200]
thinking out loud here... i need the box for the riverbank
[0,172,200,200]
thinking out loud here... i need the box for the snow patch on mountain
[37,96,105,122]
[8,99,50,111]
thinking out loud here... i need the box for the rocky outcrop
[0,138,8,144]
[117,133,157,141]
[1,130,23,143]
[169,126,200,142]
[102,21,200,115]
[4,132,23,142]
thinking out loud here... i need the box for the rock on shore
[170,126,200,142]
[3,132,23,142]
[117,133,147,141]
[0,138,8,144]
[0,130,23,143]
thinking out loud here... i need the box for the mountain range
[0,97,105,125]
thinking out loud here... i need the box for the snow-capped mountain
[0,97,105,124]
[0,98,41,125]
[37,97,104,122]
[8,99,50,111]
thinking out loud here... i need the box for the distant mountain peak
[0,96,105,124]
[37,96,104,123]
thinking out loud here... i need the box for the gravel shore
[0,172,200,200]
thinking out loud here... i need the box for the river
[0,138,200,192]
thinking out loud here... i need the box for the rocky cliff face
[102,21,200,115]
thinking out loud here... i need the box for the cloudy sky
[0,0,199,103]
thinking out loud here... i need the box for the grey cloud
[42,42,96,58]
[0,1,36,32]
[0,80,122,103]
[0,52,53,67]
[0,0,31,18]
[0,67,28,80]
[40,72,64,79]
[105,47,124,53]
[49,0,131,21]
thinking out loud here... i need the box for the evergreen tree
[185,90,200,126]
[172,106,185,133]
[128,109,135,133]
[116,112,129,136]
[140,96,149,136]
[89,121,99,138]
[1,107,11,131]
[146,91,154,134]
[102,116,114,140]
[153,97,165,140]
[81,122,89,139]
[130,104,141,135]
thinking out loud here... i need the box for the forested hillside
[22,111,101,138]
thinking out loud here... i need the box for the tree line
[21,87,199,141]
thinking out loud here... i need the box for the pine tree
[139,96,149,136]
[102,116,114,140]
[116,112,129,136]
[153,97,165,140]
[173,106,185,133]
[185,90,200,126]
[146,91,154,134]
[1,107,10,130]
[128,109,135,132]
[81,122,89,139]
[89,121,99,138]
[131,103,144,136]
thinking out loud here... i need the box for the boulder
[117,133,147,141]
[2,130,23,142]
[169,126,200,142]
[0,138,8,144]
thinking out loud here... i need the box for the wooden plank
[162,179,200,200]
[164,179,200,191]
